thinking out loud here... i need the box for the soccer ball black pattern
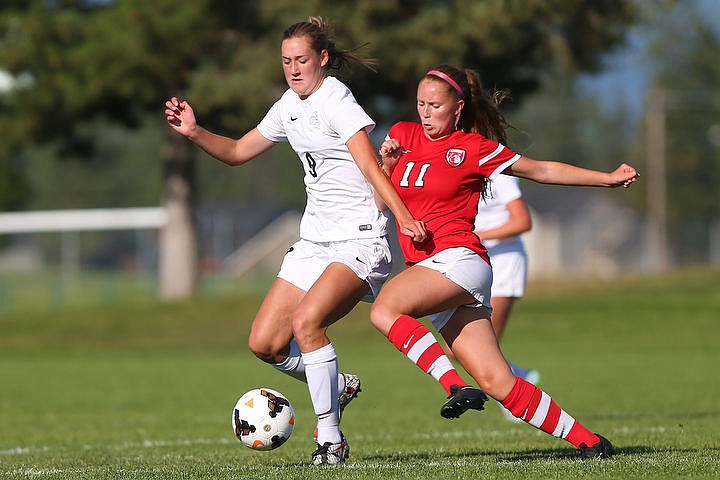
[232,388,295,451]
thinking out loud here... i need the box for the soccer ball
[232,388,295,451]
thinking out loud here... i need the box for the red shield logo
[446,148,466,167]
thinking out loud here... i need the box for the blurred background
[1,0,718,312]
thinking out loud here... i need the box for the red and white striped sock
[387,315,468,395]
[502,376,600,448]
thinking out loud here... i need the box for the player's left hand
[610,163,640,188]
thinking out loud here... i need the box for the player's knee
[473,369,512,400]
[290,305,319,341]
[248,334,284,364]
[369,302,395,336]
[247,339,273,363]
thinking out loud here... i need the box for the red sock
[502,377,600,448]
[388,315,468,395]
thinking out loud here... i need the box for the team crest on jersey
[446,148,466,167]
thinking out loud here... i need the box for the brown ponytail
[424,65,510,143]
[424,64,514,200]
[282,16,378,72]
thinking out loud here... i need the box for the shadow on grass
[362,447,577,463]
[616,445,720,455]
[361,444,720,465]
[220,445,720,471]
[581,410,720,421]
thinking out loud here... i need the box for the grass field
[1,268,719,479]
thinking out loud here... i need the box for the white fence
[0,207,167,234]
[0,208,168,292]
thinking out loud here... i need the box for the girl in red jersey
[371,64,639,459]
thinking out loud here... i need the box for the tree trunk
[159,131,198,300]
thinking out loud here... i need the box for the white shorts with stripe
[277,237,392,302]
[416,247,493,331]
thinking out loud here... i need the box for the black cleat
[579,433,615,459]
[440,384,488,419]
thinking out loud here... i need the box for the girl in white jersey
[166,17,453,466]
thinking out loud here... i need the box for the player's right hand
[164,97,197,137]
[378,138,405,172]
[398,219,427,243]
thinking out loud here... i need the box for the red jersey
[387,121,520,265]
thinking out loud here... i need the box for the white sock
[272,339,346,392]
[272,339,306,381]
[302,343,341,445]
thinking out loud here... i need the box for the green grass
[1,268,719,479]
[0,269,275,314]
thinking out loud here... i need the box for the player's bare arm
[474,197,532,242]
[373,138,404,211]
[164,96,275,166]
[346,131,427,243]
[506,156,639,188]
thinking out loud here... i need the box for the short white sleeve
[475,174,526,256]
[324,87,375,143]
[475,174,522,231]
[257,94,289,143]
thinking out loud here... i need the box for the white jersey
[257,76,388,242]
[474,174,526,255]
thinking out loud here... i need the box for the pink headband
[426,69,464,98]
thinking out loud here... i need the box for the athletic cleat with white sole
[338,373,361,420]
[579,433,615,459]
[311,433,350,465]
[440,384,488,419]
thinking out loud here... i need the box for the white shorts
[487,249,527,298]
[277,237,392,302]
[415,247,493,331]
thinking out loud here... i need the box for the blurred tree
[0,0,641,297]
[646,3,720,263]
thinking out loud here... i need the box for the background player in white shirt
[165,17,430,465]
[474,174,539,418]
